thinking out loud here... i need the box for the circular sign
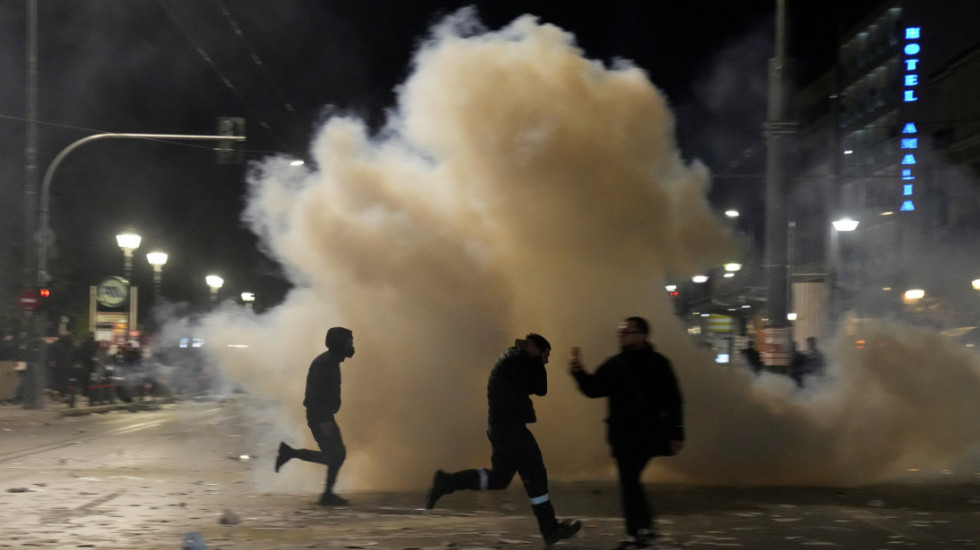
[18,289,39,312]
[96,276,130,308]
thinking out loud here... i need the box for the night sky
[0,0,879,323]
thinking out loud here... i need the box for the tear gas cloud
[185,10,980,491]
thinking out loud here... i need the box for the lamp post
[205,274,224,303]
[116,231,141,281]
[146,251,168,300]
[241,292,255,312]
[829,217,859,327]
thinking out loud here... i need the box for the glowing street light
[724,262,742,272]
[146,251,168,300]
[725,209,740,218]
[832,218,860,232]
[692,275,709,284]
[903,288,925,305]
[205,274,224,303]
[972,279,980,291]
[116,231,141,281]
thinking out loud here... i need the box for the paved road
[2,399,979,549]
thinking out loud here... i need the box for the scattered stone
[867,500,886,507]
[182,531,208,550]
[6,487,29,493]
[220,508,241,525]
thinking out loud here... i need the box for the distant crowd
[0,329,216,407]
[740,335,826,386]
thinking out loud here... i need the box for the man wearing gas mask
[275,326,356,506]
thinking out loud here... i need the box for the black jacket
[303,350,343,421]
[487,343,547,429]
[572,343,684,455]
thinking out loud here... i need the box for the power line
[213,0,296,116]
[154,0,290,151]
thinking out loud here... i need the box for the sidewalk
[0,391,174,422]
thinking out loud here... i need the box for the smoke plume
[189,11,980,492]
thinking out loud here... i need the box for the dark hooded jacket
[303,349,344,422]
[487,343,547,429]
[572,342,684,456]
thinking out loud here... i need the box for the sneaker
[543,519,581,546]
[317,492,350,506]
[425,469,452,509]
[613,536,655,550]
[274,442,293,473]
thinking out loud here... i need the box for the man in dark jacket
[275,326,355,506]
[569,317,684,550]
[426,334,581,546]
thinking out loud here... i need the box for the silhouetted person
[741,339,762,373]
[275,327,355,506]
[805,337,825,372]
[76,333,98,401]
[794,336,826,387]
[790,341,808,387]
[51,334,75,399]
[426,334,581,546]
[569,317,684,550]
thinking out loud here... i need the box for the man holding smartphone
[569,317,685,550]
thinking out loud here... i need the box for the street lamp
[829,217,860,326]
[241,291,255,312]
[146,251,168,300]
[832,218,860,232]
[116,231,141,281]
[205,274,224,303]
[903,288,925,305]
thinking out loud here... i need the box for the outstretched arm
[569,354,607,398]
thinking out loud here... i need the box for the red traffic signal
[39,288,50,298]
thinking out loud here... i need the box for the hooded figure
[275,326,356,506]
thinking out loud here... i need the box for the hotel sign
[899,26,921,212]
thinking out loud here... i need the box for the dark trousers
[446,425,557,533]
[615,449,654,537]
[292,413,347,495]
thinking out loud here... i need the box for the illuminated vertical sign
[899,26,920,212]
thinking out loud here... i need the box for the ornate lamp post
[241,291,255,312]
[146,251,168,300]
[205,274,224,303]
[116,231,141,281]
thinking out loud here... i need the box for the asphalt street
[1,398,979,549]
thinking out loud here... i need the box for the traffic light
[216,116,246,164]
[35,287,51,313]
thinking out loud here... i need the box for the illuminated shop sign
[899,26,920,212]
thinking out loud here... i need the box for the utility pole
[20,0,44,410]
[762,0,794,372]
[24,0,38,289]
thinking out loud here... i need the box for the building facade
[790,0,980,331]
